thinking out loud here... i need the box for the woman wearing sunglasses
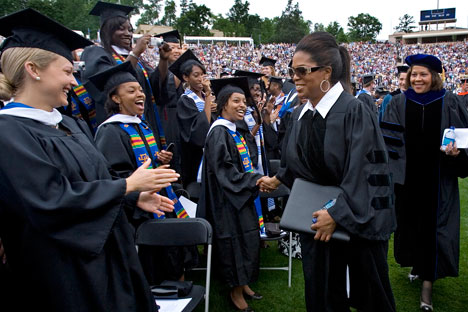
[257,32,396,312]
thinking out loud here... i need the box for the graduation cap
[233,70,264,79]
[0,8,93,63]
[155,30,180,44]
[396,65,409,75]
[362,74,375,85]
[168,49,203,81]
[259,56,277,67]
[88,61,138,94]
[90,1,135,27]
[269,76,284,87]
[219,72,230,78]
[211,77,252,105]
[460,75,468,84]
[233,69,264,86]
[405,54,442,73]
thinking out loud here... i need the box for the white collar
[298,82,344,120]
[0,105,62,126]
[207,118,236,136]
[96,114,141,136]
[112,45,130,56]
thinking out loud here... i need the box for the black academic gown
[80,46,159,141]
[198,124,263,287]
[95,121,198,285]
[357,91,378,115]
[176,94,215,187]
[0,115,156,312]
[381,90,468,281]
[150,69,184,173]
[277,91,396,312]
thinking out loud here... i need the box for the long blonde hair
[0,47,58,101]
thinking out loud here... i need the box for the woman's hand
[202,76,211,94]
[441,141,460,157]
[256,176,281,192]
[311,210,336,242]
[126,159,179,193]
[132,34,151,57]
[137,192,174,217]
[158,150,173,165]
[159,42,172,61]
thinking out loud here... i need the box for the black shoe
[420,297,433,311]
[244,291,263,300]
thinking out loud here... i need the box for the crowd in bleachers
[140,40,468,93]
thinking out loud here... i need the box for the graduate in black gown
[0,9,179,312]
[379,65,408,121]
[81,1,162,142]
[356,74,378,115]
[198,77,266,312]
[172,49,217,187]
[91,62,198,285]
[258,32,396,312]
[149,30,184,173]
[381,54,468,311]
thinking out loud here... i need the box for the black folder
[280,178,350,242]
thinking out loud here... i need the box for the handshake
[256,176,281,193]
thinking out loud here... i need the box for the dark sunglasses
[288,66,323,77]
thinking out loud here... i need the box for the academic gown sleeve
[0,116,126,256]
[325,98,395,240]
[204,126,263,210]
[177,95,210,147]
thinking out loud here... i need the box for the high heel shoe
[420,297,433,311]
[243,291,263,300]
[230,291,255,312]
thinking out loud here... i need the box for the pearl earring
[35,76,41,81]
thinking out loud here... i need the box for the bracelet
[129,51,140,60]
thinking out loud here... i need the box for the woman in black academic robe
[381,54,468,311]
[198,78,265,312]
[80,2,160,135]
[175,56,217,187]
[91,62,198,285]
[258,32,396,312]
[0,9,179,312]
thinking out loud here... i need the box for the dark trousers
[300,234,396,312]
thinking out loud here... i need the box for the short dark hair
[295,32,351,93]
[100,16,131,52]
[405,66,443,92]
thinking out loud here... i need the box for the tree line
[0,0,417,44]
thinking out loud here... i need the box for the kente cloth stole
[184,88,205,112]
[112,52,167,148]
[244,110,275,211]
[226,127,266,236]
[70,78,97,132]
[119,122,188,219]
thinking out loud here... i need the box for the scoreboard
[420,8,456,22]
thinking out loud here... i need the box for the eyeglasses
[288,66,323,78]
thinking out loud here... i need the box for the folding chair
[135,218,213,312]
[259,159,293,287]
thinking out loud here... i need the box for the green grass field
[189,178,468,311]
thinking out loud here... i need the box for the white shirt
[298,82,344,120]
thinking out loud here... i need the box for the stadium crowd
[140,40,468,93]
